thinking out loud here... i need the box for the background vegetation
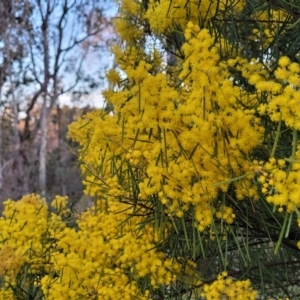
[0,0,112,202]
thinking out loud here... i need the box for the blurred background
[0,0,116,208]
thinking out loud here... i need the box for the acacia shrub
[1,0,300,299]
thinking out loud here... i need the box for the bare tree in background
[0,0,112,199]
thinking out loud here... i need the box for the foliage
[2,0,300,299]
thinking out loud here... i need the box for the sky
[57,1,118,109]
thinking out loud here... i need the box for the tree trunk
[12,94,30,195]
[39,98,47,197]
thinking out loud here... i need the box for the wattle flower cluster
[0,195,182,299]
[69,22,264,234]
